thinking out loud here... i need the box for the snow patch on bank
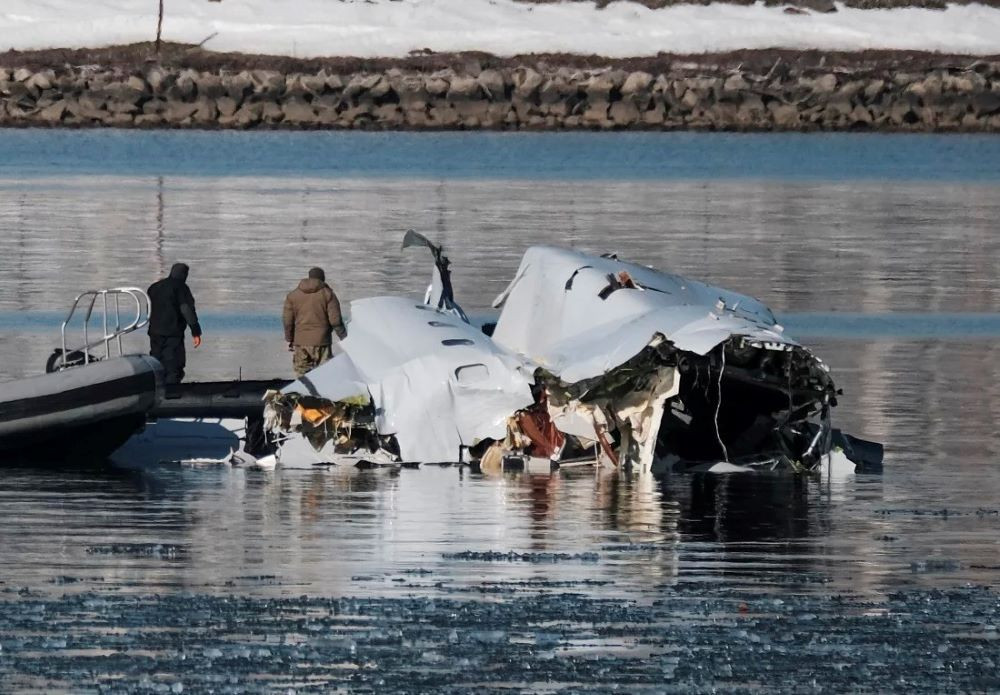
[1,0,999,58]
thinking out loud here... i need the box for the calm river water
[0,130,998,691]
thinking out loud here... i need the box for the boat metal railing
[59,288,151,370]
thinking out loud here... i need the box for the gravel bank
[2,46,999,131]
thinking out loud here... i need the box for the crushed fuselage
[266,240,866,473]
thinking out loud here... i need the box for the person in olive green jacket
[282,267,347,377]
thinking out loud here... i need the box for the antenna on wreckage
[400,229,469,323]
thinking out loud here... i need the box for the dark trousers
[149,334,186,384]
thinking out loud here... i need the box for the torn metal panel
[271,296,535,464]
[491,246,840,472]
[492,246,795,380]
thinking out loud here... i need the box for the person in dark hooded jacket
[283,267,346,377]
[147,262,202,384]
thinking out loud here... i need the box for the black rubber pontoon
[0,355,163,462]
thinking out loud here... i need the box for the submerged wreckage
[264,233,880,474]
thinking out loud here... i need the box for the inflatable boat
[0,287,165,463]
[0,354,162,462]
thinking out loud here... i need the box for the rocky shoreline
[2,48,999,131]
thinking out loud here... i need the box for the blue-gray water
[1,130,999,691]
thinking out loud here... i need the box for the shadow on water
[672,473,817,543]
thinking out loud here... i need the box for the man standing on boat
[283,267,346,378]
[147,263,202,384]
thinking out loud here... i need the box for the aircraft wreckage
[264,233,881,474]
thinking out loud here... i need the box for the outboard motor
[45,348,100,373]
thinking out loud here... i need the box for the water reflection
[1,141,999,602]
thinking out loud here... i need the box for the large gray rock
[39,100,66,124]
[823,98,853,119]
[260,101,284,124]
[447,75,481,100]
[234,102,263,127]
[34,90,62,109]
[167,74,197,101]
[13,68,32,82]
[135,114,164,127]
[541,100,567,118]
[454,100,490,122]
[849,104,873,126]
[706,102,738,126]
[511,96,535,122]
[621,71,654,96]
[404,106,431,128]
[722,73,751,94]
[164,100,200,122]
[477,69,506,99]
[770,102,800,127]
[428,103,459,127]
[810,73,838,94]
[126,75,149,94]
[344,73,387,99]
[106,97,140,114]
[513,67,544,98]
[680,89,701,110]
[299,74,327,96]
[609,100,640,126]
[314,102,339,125]
[197,73,226,100]
[225,72,254,101]
[585,72,618,100]
[944,72,986,93]
[252,70,285,97]
[835,80,865,101]
[145,67,168,92]
[216,96,239,117]
[373,103,404,126]
[104,113,134,126]
[321,70,344,92]
[973,91,1000,116]
[193,97,218,124]
[538,77,571,104]
[66,96,105,121]
[26,71,55,92]
[394,75,429,107]
[907,72,943,99]
[483,103,510,128]
[642,102,666,125]
[282,99,317,124]
[54,72,79,92]
[889,98,918,125]
[862,79,886,102]
[312,94,341,110]
[424,74,451,96]
[582,100,611,127]
[142,99,166,115]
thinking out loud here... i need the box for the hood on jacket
[298,278,327,293]
[169,263,190,282]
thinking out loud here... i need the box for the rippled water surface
[0,130,998,690]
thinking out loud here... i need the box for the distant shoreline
[2,44,998,132]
